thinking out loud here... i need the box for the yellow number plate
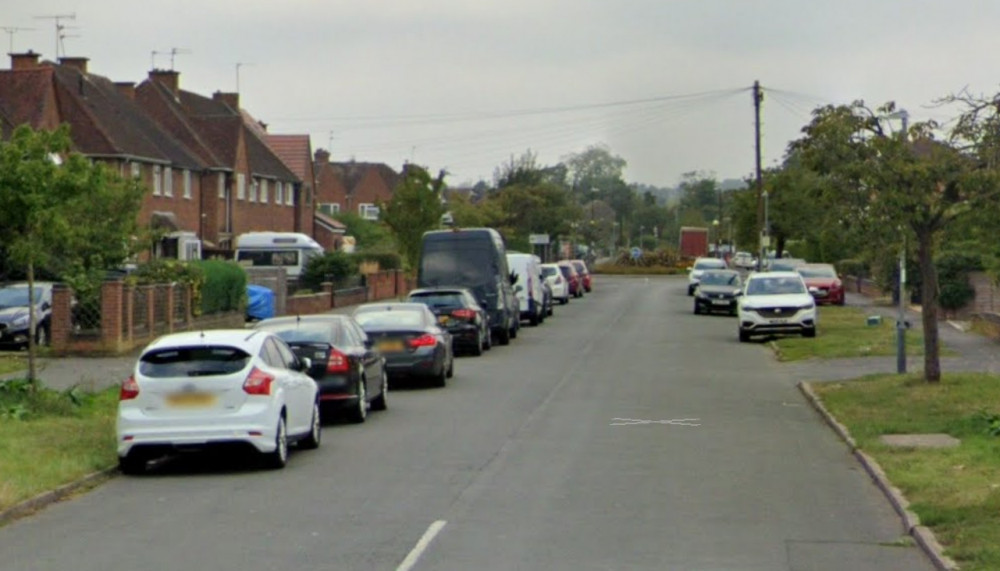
[166,393,216,407]
[377,340,405,353]
[437,315,449,324]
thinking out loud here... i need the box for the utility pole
[753,80,765,271]
[895,110,910,374]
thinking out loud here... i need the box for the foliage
[613,247,681,268]
[936,250,983,311]
[333,212,395,251]
[0,378,87,420]
[379,165,447,272]
[130,259,206,315]
[352,251,401,271]
[192,260,246,314]
[835,258,868,278]
[301,251,358,290]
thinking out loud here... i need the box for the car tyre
[738,329,751,343]
[432,363,447,388]
[693,304,701,315]
[529,312,539,326]
[371,370,388,411]
[263,415,289,470]
[118,452,147,476]
[483,328,492,351]
[802,327,817,338]
[687,285,695,296]
[300,402,322,450]
[446,355,454,378]
[471,331,484,356]
[347,378,368,424]
[559,297,568,305]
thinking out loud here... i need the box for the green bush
[937,250,982,311]
[192,260,247,314]
[352,252,401,271]
[301,251,358,291]
[835,258,867,278]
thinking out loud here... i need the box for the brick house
[313,149,401,220]
[0,52,206,251]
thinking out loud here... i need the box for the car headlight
[11,314,29,327]
[798,303,816,311]
[732,289,741,296]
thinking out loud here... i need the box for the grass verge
[812,373,1000,570]
[592,264,687,275]
[0,379,117,514]
[772,305,926,361]
[0,354,26,376]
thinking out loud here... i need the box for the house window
[358,203,379,220]
[319,203,340,216]
[237,173,246,200]
[163,167,173,197]
[130,163,141,180]
[249,179,259,203]
[183,170,191,199]
[218,173,226,199]
[275,181,284,205]
[285,184,294,206]
[153,165,162,196]
[260,179,269,204]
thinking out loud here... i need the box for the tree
[792,101,998,383]
[379,165,447,272]
[0,125,145,383]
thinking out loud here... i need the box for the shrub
[192,260,247,314]
[301,251,358,291]
[130,259,206,315]
[352,252,401,271]
[937,250,982,311]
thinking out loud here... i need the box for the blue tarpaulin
[246,284,275,321]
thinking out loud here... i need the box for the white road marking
[610,417,701,426]
[396,520,447,571]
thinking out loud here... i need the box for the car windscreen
[798,266,837,278]
[354,309,425,328]
[694,260,726,270]
[541,266,558,278]
[139,345,251,378]
[571,261,587,274]
[746,278,807,296]
[236,250,300,267]
[0,288,41,308]
[410,293,465,308]
[699,272,739,286]
[419,243,494,287]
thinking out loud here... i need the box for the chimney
[11,50,41,70]
[59,57,89,74]
[115,81,136,100]
[314,149,330,165]
[212,91,239,111]
[148,69,179,95]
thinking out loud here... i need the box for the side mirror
[298,357,312,372]
[509,272,518,285]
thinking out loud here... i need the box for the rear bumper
[117,402,281,457]
[384,348,442,376]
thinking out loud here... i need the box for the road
[0,275,934,570]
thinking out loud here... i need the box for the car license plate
[712,299,729,305]
[769,318,789,324]
[166,392,216,407]
[437,315,449,324]
[377,340,405,353]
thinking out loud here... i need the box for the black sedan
[254,314,387,423]
[693,270,743,316]
[353,302,454,387]
[406,286,490,356]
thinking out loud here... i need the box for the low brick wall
[972,313,1000,340]
[333,287,368,308]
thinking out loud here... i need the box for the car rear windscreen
[541,267,558,277]
[139,346,250,378]
[354,310,424,328]
[410,293,464,308]
[268,324,342,346]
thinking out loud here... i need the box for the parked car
[768,258,808,272]
[693,270,743,316]
[507,252,546,326]
[116,329,321,474]
[797,263,846,306]
[407,286,491,356]
[570,259,592,292]
[541,263,570,305]
[417,228,519,346]
[737,271,817,342]
[687,257,728,295]
[0,282,54,348]
[731,251,755,269]
[253,314,387,423]
[558,261,583,298]
[353,302,454,387]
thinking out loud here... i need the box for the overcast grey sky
[5,0,1000,187]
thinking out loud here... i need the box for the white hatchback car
[540,263,570,305]
[117,329,321,474]
[687,257,728,296]
[737,271,817,342]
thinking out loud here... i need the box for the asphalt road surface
[0,275,935,571]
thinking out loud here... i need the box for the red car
[797,263,845,305]
[558,261,583,298]
[570,260,592,293]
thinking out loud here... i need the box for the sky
[4,0,1000,188]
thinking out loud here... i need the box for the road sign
[630,247,642,260]
[529,234,550,245]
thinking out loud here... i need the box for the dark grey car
[693,270,743,316]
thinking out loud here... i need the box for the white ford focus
[117,329,321,474]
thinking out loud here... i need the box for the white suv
[737,271,817,342]
[687,257,728,296]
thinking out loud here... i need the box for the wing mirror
[298,357,312,372]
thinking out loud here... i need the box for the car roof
[749,271,803,279]
[408,286,473,295]
[143,329,270,353]
[799,263,835,270]
[254,314,350,327]
[354,302,428,312]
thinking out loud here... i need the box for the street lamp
[886,109,909,374]
[712,219,720,259]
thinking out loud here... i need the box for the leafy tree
[792,101,998,382]
[333,212,395,252]
[379,165,447,272]
[0,125,144,382]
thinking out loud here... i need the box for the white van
[506,252,546,326]
[234,232,324,278]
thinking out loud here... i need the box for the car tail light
[451,308,476,320]
[326,348,349,374]
[120,375,140,400]
[407,334,437,349]
[243,367,273,395]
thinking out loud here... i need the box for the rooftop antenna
[57,26,80,58]
[151,49,167,69]
[235,62,253,92]
[167,47,190,70]
[1,26,35,54]
[33,13,75,58]
[327,131,334,152]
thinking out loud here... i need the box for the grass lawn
[772,305,927,362]
[0,354,26,376]
[812,373,1000,570]
[0,381,117,516]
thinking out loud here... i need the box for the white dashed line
[396,520,447,571]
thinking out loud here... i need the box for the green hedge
[353,252,401,271]
[192,260,247,314]
[301,252,358,291]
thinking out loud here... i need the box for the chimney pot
[314,149,331,164]
[115,81,136,100]
[58,56,89,73]
[10,50,41,70]
[148,69,180,96]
